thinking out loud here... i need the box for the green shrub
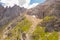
[5,18,32,40]
[40,16,60,32]
[31,25,58,40]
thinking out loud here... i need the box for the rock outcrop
[0,5,26,26]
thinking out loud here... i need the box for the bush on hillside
[40,16,60,32]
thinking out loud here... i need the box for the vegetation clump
[5,18,32,40]
[40,16,60,32]
[31,25,58,40]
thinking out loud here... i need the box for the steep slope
[26,0,60,40]
[3,16,32,40]
[0,5,26,39]
[2,13,42,40]
[1,15,25,40]
[0,5,26,26]
[26,0,60,32]
[0,0,60,40]
[25,14,42,40]
[27,0,60,19]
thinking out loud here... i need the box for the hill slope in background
[0,5,26,26]
[0,4,26,39]
[0,0,60,40]
[27,0,60,18]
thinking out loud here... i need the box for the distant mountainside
[0,5,26,26]
[27,0,60,18]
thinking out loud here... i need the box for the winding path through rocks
[1,14,42,40]
[25,14,42,40]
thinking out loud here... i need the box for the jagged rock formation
[0,5,26,26]
[0,4,27,40]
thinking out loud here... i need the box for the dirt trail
[1,14,42,40]
[58,32,60,40]
[25,14,42,40]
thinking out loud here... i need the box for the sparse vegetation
[0,0,60,40]
[40,16,60,32]
[5,18,32,40]
[31,25,58,40]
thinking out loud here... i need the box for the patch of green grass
[31,25,58,40]
[5,18,32,40]
[47,32,58,40]
[15,18,32,32]
[5,37,10,40]
[43,16,56,22]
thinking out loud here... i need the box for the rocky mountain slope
[0,0,60,40]
[27,0,60,32]
[0,5,26,26]
[27,0,60,18]
[0,4,26,39]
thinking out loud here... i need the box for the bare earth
[25,14,42,40]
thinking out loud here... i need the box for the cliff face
[0,5,26,26]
